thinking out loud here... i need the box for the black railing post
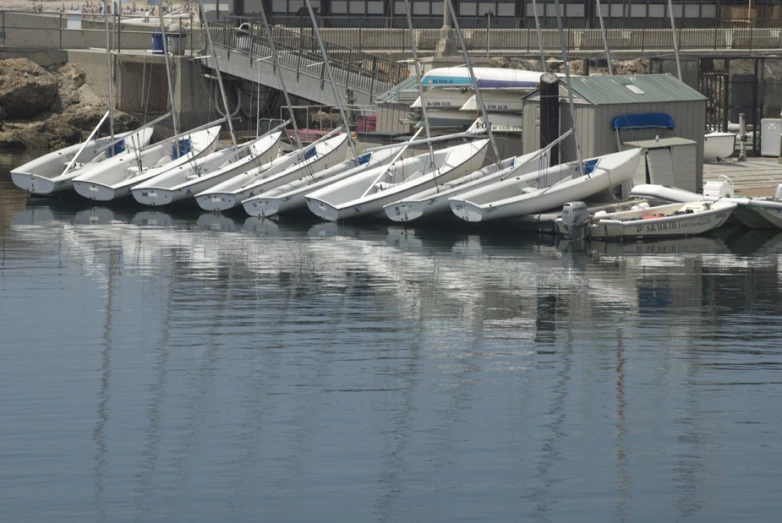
[346,48,353,88]
[369,55,377,101]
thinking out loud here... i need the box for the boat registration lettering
[635,214,718,234]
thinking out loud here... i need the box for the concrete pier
[66,49,212,130]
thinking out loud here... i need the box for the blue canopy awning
[611,113,676,131]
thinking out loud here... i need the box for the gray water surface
[2,154,782,522]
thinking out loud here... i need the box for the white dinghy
[704,132,737,162]
[557,200,736,240]
[384,132,571,222]
[194,131,349,212]
[131,129,283,206]
[306,138,490,221]
[11,124,153,195]
[450,148,641,222]
[242,142,409,217]
[72,123,222,201]
[631,177,782,230]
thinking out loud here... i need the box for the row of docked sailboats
[9,0,765,242]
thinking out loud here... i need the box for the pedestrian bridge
[204,22,410,107]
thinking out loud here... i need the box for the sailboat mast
[303,0,359,161]
[595,0,613,75]
[403,0,435,173]
[530,0,546,73]
[667,0,683,81]
[444,0,502,166]
[156,2,179,135]
[257,1,302,150]
[553,0,585,176]
[197,0,238,149]
[103,0,114,141]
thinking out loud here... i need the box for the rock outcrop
[0,58,139,150]
[0,58,58,118]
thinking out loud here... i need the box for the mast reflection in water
[2,157,782,522]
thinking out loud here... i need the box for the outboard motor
[773,183,782,202]
[560,201,590,241]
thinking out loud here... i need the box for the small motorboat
[557,199,737,240]
[449,148,642,222]
[72,124,222,201]
[194,133,349,212]
[306,139,490,221]
[704,132,737,162]
[11,127,153,195]
[631,178,782,230]
[130,131,282,206]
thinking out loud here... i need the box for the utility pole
[435,0,457,57]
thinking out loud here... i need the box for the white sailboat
[194,132,349,211]
[72,123,222,201]
[306,139,490,221]
[130,129,283,206]
[13,3,158,197]
[11,125,153,195]
[383,132,571,222]
[449,148,641,222]
[241,142,409,217]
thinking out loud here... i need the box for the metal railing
[0,10,199,54]
[305,19,782,53]
[207,21,409,98]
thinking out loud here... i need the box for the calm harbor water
[2,152,782,522]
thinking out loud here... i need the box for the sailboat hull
[307,141,489,221]
[450,149,642,222]
[11,128,153,195]
[242,144,409,218]
[195,134,350,212]
[11,173,59,194]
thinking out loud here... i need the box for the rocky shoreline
[0,58,139,150]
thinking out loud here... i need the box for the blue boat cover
[583,158,598,175]
[172,138,191,159]
[109,139,125,157]
[611,113,675,131]
[304,146,317,160]
[356,152,371,166]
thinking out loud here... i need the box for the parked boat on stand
[450,148,641,222]
[306,139,490,221]
[195,132,350,212]
[72,123,222,201]
[704,131,737,162]
[131,127,284,206]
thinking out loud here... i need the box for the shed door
[646,148,675,186]
[670,144,697,192]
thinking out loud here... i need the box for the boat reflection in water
[5,195,782,522]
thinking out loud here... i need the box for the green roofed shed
[522,74,708,191]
